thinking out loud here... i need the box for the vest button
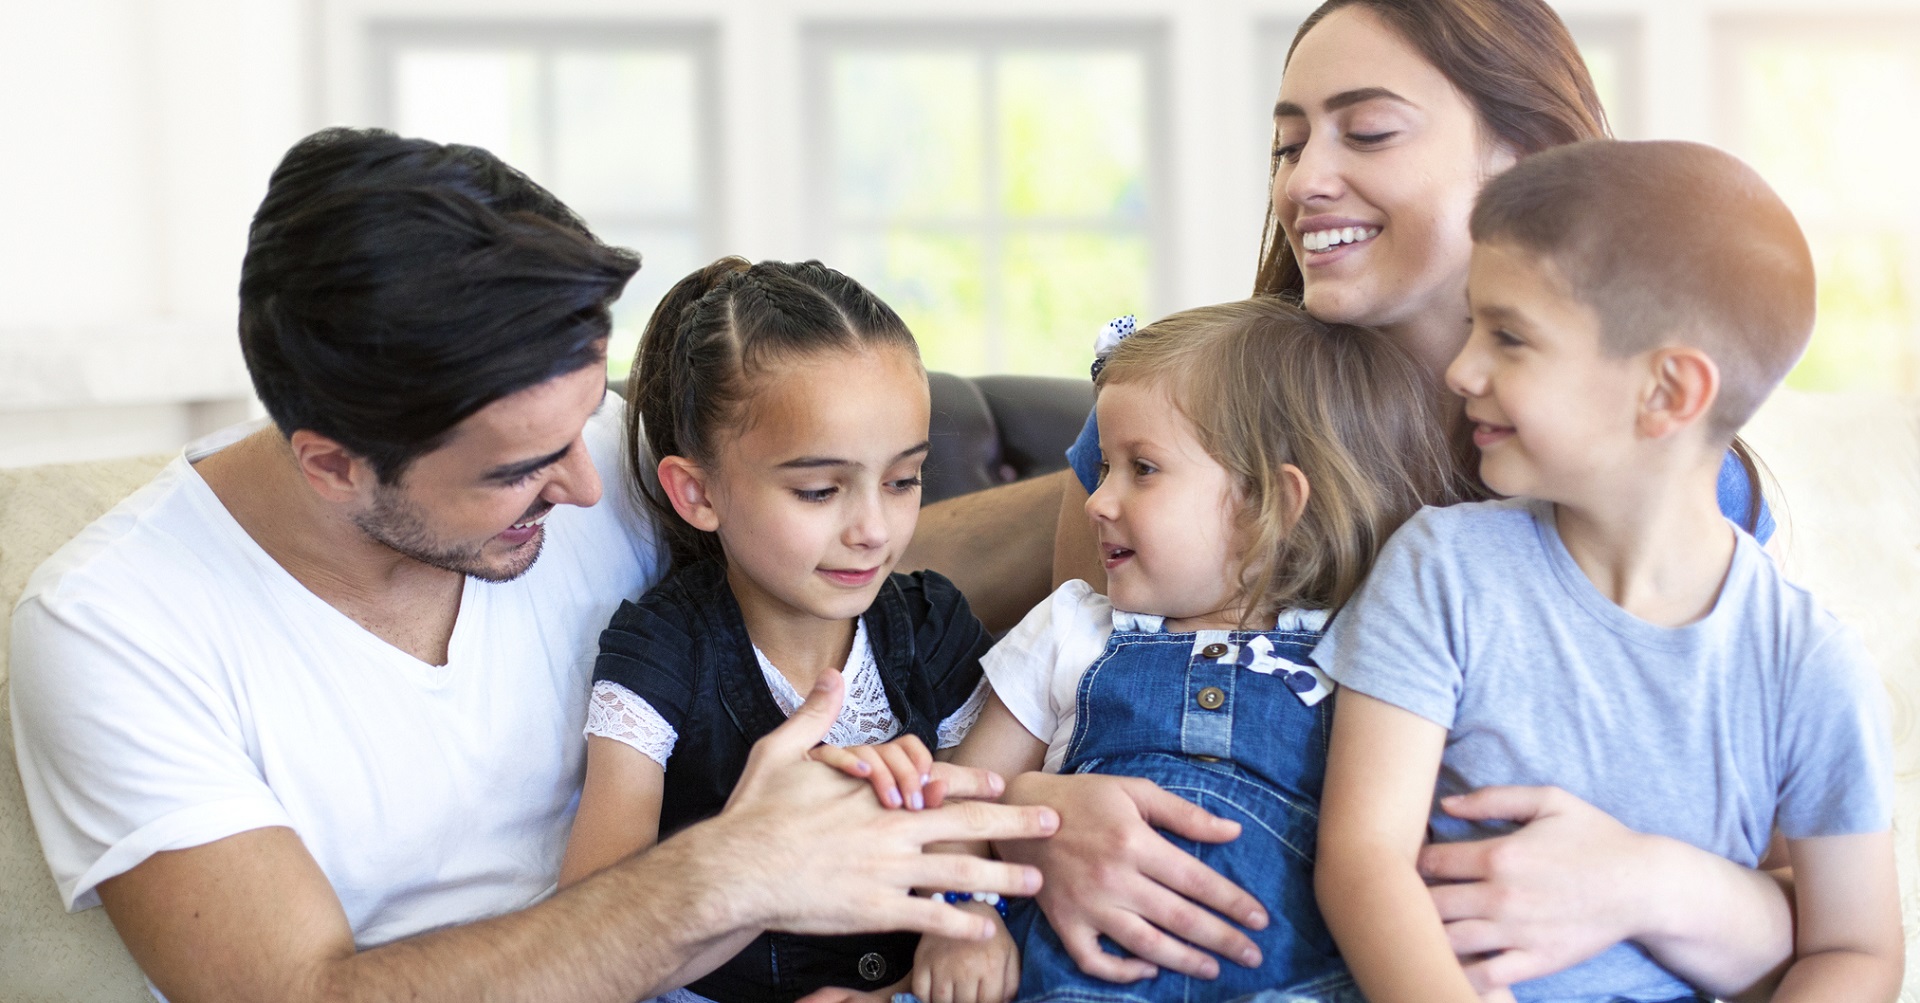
[858,952,887,982]
[1200,643,1229,659]
[1196,686,1226,710]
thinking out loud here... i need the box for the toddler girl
[559,257,994,1003]
[903,298,1475,1003]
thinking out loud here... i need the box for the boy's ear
[289,429,378,503]
[657,455,722,532]
[1638,346,1720,440]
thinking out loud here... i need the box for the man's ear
[288,430,379,503]
[657,455,721,532]
[1639,346,1719,440]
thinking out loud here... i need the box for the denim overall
[1010,610,1354,1003]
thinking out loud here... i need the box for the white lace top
[586,617,990,766]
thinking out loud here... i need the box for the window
[808,25,1167,377]
[372,23,719,380]
[1722,17,1920,393]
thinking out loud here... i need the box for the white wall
[0,0,303,466]
[2,0,1915,467]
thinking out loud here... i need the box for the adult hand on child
[711,670,1057,944]
[1420,785,1792,998]
[810,733,945,810]
[993,771,1267,984]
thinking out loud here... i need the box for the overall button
[858,952,888,982]
[1200,643,1229,659]
[1196,686,1226,710]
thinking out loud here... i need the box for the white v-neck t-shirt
[10,394,662,949]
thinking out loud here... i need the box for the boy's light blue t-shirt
[1313,498,1891,1003]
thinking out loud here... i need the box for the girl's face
[700,345,930,636]
[1086,379,1247,631]
[1272,6,1515,367]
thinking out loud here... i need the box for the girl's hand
[810,734,942,810]
[910,901,1020,1003]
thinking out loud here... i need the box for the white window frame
[366,19,724,279]
[802,21,1172,373]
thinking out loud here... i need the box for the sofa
[2,384,1916,1001]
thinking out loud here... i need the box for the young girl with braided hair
[558,256,996,1003]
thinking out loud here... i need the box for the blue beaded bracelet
[940,890,1010,919]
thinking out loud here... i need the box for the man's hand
[993,771,1266,984]
[1419,786,1791,998]
[715,671,1057,943]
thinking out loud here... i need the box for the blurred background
[2,0,1916,468]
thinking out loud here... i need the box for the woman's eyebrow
[1273,86,1412,118]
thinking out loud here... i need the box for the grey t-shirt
[1315,498,1892,1003]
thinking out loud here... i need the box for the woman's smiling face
[1273,6,1515,369]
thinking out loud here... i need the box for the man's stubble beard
[352,483,543,583]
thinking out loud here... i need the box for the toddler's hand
[808,734,942,810]
[909,901,1019,1003]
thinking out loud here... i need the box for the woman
[906,0,1796,998]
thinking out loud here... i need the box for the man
[10,128,1053,1003]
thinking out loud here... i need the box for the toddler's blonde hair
[1097,297,1474,624]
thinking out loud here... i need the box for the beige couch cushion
[2,453,170,1002]
[0,389,1915,1000]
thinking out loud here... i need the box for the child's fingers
[855,746,905,808]
[876,741,928,810]
[922,776,949,810]
[807,744,873,778]
[996,941,1019,1003]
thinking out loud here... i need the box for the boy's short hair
[1470,139,1814,437]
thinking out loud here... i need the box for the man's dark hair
[239,127,640,483]
[1471,139,1814,438]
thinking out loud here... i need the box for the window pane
[1002,232,1150,376]
[600,227,705,384]
[553,52,700,218]
[832,53,985,218]
[1789,230,1917,393]
[394,51,541,170]
[837,230,989,373]
[1734,32,1920,391]
[1577,43,1623,133]
[999,52,1146,218]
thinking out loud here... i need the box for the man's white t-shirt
[9,394,661,949]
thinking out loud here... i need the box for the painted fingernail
[910,792,925,810]
[888,790,902,807]
[921,773,931,785]
[856,762,872,775]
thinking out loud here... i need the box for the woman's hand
[993,771,1267,983]
[811,734,943,810]
[1420,786,1792,997]
[909,901,1021,1003]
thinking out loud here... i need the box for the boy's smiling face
[1448,241,1648,504]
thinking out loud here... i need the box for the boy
[1312,140,1899,1002]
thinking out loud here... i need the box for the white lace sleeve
[936,676,991,749]
[584,680,678,767]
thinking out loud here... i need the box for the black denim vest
[595,559,991,1003]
